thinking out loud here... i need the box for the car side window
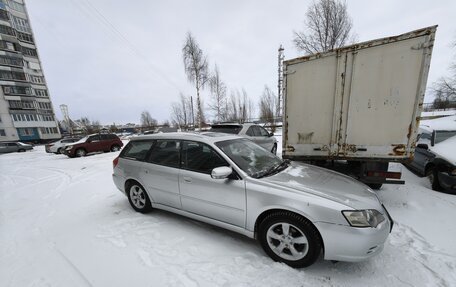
[246,126,255,136]
[258,126,269,137]
[181,141,228,174]
[88,135,99,142]
[121,140,154,161]
[251,126,262,136]
[147,140,180,168]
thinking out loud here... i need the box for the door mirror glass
[211,166,232,179]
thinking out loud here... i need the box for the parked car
[210,123,278,154]
[0,141,33,153]
[406,128,456,193]
[112,132,393,268]
[45,138,80,154]
[64,133,123,157]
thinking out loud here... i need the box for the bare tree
[182,32,209,130]
[293,0,355,54]
[431,36,456,110]
[78,117,99,134]
[209,64,227,123]
[259,86,277,131]
[226,90,239,122]
[140,111,157,130]
[171,93,191,130]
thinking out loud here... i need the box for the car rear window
[210,125,242,134]
[121,140,154,161]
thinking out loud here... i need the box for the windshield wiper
[259,159,290,178]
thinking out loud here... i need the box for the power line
[69,0,184,93]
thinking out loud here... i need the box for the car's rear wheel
[367,183,383,190]
[111,145,120,152]
[127,182,152,213]
[271,143,277,155]
[75,148,87,157]
[57,148,63,154]
[258,211,322,268]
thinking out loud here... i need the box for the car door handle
[183,176,192,183]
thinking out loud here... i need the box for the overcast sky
[25,0,455,125]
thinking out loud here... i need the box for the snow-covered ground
[1,139,456,286]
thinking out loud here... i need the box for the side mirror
[211,166,232,179]
[417,143,428,149]
[269,132,274,137]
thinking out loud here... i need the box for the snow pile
[1,143,455,286]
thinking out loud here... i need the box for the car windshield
[74,136,88,144]
[215,138,287,178]
[210,125,242,134]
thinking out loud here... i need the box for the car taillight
[113,156,119,168]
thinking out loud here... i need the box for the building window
[19,128,34,136]
[16,31,34,44]
[7,0,25,13]
[0,55,23,67]
[0,9,9,21]
[0,129,6,136]
[3,85,33,95]
[0,70,26,81]
[34,89,48,97]
[11,15,30,33]
[21,46,37,57]
[30,75,44,84]
[0,24,16,36]
[0,40,17,52]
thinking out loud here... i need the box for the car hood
[260,162,382,210]
[430,135,456,166]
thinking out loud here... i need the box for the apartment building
[0,0,60,143]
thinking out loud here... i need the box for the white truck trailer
[282,26,437,188]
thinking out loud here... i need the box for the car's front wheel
[75,148,87,157]
[127,182,152,213]
[428,168,442,191]
[258,211,322,268]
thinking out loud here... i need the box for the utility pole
[277,45,285,119]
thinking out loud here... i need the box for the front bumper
[315,209,392,262]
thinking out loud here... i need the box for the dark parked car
[63,133,123,157]
[406,128,456,193]
[210,123,278,154]
[0,141,33,153]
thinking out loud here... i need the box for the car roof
[129,132,243,144]
[211,123,256,127]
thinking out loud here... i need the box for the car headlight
[342,210,385,228]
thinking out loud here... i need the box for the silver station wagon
[112,132,393,268]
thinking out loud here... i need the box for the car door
[411,146,435,175]
[0,143,7,153]
[179,140,246,227]
[86,135,102,153]
[141,139,182,209]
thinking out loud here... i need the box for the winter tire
[75,148,87,157]
[127,182,152,213]
[258,211,322,268]
[429,169,442,191]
